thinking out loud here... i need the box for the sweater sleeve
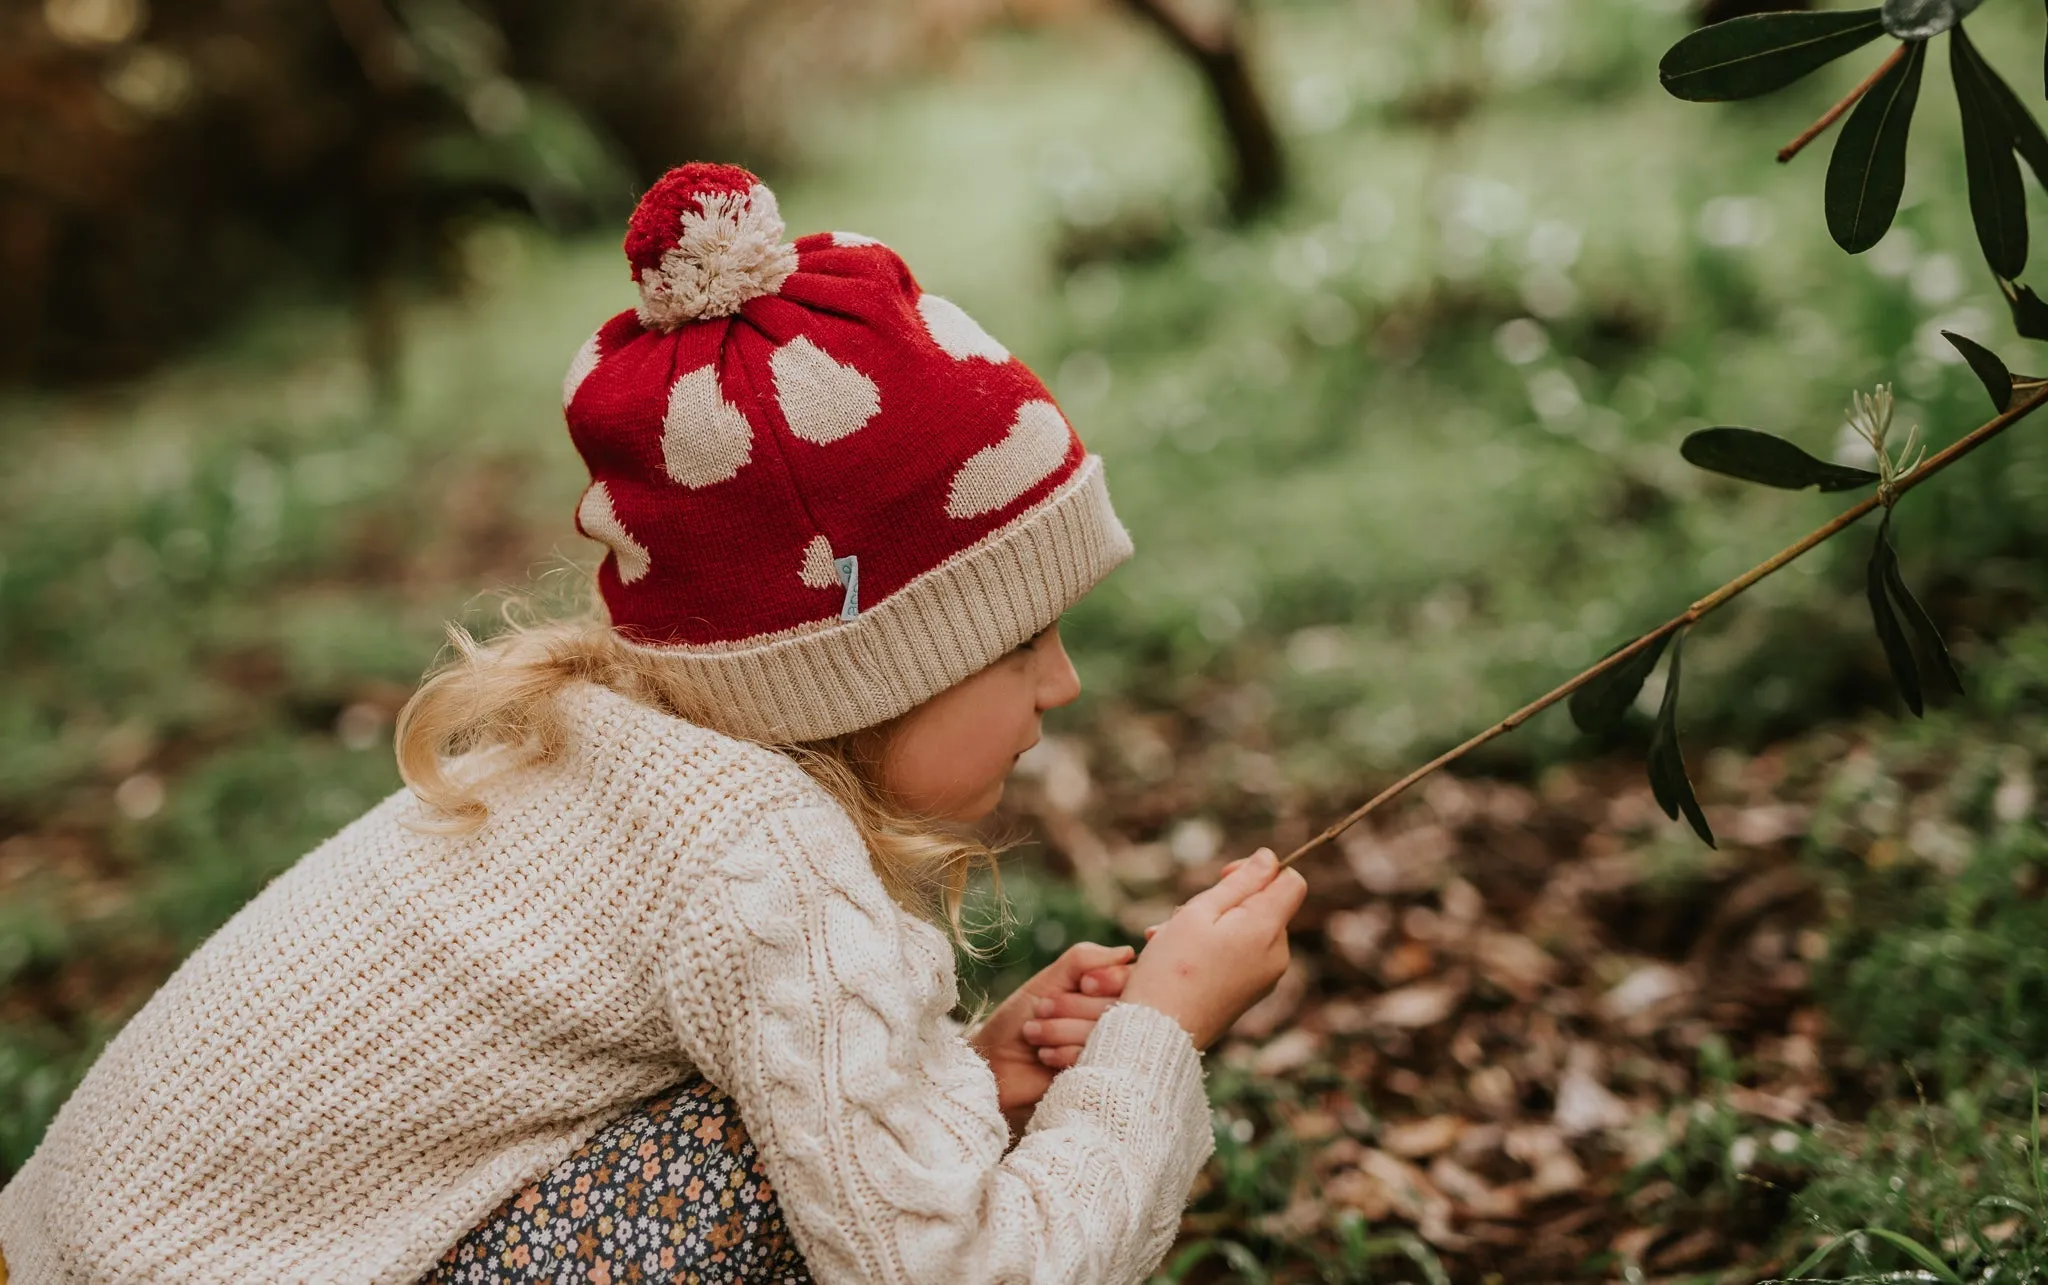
[660,799,1214,1285]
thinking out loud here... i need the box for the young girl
[0,163,1306,1284]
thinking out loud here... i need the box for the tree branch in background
[326,0,416,404]
[1117,0,1286,220]
[1280,380,2048,868]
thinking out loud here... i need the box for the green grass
[5,1,2048,1275]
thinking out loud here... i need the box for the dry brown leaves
[1007,706,1845,1283]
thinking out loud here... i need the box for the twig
[1777,43,1906,164]
[1279,380,2048,869]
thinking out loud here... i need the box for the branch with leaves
[1281,336,2048,868]
[1658,1,2048,339]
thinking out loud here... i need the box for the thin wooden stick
[1279,380,2048,869]
[1777,43,1906,164]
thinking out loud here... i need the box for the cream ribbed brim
[618,455,1133,743]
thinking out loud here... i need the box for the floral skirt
[424,1078,812,1284]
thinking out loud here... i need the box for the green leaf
[1826,39,1927,254]
[1868,512,1924,716]
[1883,0,1986,39]
[1877,513,1965,696]
[1954,25,2029,278]
[1856,1227,1967,1285]
[1660,10,1887,101]
[1569,632,1674,735]
[1973,40,2048,191]
[1784,1235,1850,1280]
[1681,427,1882,491]
[2003,279,2048,339]
[1942,330,2014,410]
[1646,630,1716,847]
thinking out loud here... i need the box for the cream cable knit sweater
[0,682,1214,1284]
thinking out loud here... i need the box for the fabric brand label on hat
[834,555,860,622]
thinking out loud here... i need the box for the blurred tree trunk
[1118,0,1285,221]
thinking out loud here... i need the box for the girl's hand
[1122,848,1306,1049]
[970,942,1135,1132]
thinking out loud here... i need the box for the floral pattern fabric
[424,1079,812,1284]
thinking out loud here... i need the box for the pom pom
[626,163,799,330]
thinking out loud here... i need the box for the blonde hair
[393,593,1000,938]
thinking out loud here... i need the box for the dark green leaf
[2002,279,2048,339]
[1973,39,2048,191]
[1647,630,1716,847]
[1868,512,1924,716]
[1877,513,1965,695]
[1826,39,1927,254]
[1954,25,2029,278]
[1883,0,1986,39]
[1660,10,1886,101]
[1569,633,1674,735]
[1681,427,1882,490]
[1942,330,2014,410]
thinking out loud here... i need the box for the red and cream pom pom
[624,163,799,330]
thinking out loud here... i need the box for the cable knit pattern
[0,682,1212,1284]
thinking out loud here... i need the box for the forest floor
[983,672,2048,1283]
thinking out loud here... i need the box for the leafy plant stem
[1779,41,1909,163]
[1278,380,2048,869]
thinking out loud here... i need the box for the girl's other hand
[1122,849,1305,1049]
[970,942,1135,1129]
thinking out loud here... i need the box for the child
[0,163,1306,1284]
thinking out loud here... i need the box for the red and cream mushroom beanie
[562,162,1134,743]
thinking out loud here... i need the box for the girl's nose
[1035,633,1082,711]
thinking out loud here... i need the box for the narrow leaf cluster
[1662,2,2048,336]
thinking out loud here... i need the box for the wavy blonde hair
[393,592,1000,938]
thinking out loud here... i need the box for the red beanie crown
[562,164,1133,742]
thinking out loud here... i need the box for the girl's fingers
[1035,1045,1083,1069]
[1224,866,1309,930]
[1180,848,1280,920]
[1076,964,1130,997]
[1048,942,1135,991]
[1021,1018,1097,1047]
[1034,992,1115,1021]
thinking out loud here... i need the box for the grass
[4,0,2048,1276]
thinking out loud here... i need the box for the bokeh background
[6,0,2048,1278]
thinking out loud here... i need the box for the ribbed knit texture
[0,683,1212,1284]
[629,456,1133,743]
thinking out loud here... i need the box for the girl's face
[879,623,1081,822]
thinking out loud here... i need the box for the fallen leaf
[1610,1226,1661,1265]
[1475,930,1560,1000]
[1554,1046,1632,1137]
[1382,1114,1466,1158]
[1650,1227,1719,1272]
[1325,904,1392,970]
[1506,1125,1587,1199]
[1251,1028,1322,1077]
[1600,962,1692,1022]
[1724,1084,1807,1123]
[1380,939,1436,986]
[1343,823,1454,895]
[1371,978,1466,1030]
[1429,1156,1522,1221]
[1467,1066,1519,1117]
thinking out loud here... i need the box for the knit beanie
[561,162,1134,743]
